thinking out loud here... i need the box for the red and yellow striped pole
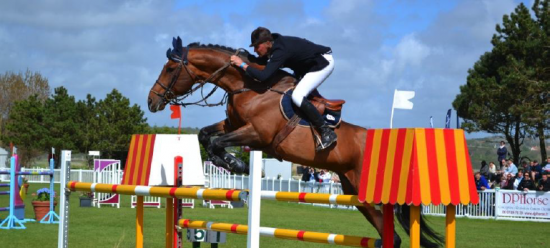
[67,181,244,201]
[179,219,379,247]
[261,191,366,206]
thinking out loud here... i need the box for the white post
[58,150,72,248]
[247,151,262,248]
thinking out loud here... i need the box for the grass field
[0,183,548,248]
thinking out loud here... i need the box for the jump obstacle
[93,159,122,208]
[59,128,478,248]
[0,150,59,229]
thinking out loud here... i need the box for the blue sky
[0,0,533,137]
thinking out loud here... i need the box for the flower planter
[80,197,92,207]
[32,201,57,221]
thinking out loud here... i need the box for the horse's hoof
[223,153,247,174]
[211,156,232,171]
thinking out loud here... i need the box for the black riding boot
[299,97,337,151]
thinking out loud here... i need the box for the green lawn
[0,183,548,248]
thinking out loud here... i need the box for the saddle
[279,88,345,128]
[308,89,345,113]
[270,87,345,159]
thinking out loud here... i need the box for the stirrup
[315,133,337,152]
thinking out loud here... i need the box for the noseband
[150,47,239,107]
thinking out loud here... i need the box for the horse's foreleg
[199,120,232,171]
[210,123,262,174]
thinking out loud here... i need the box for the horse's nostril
[148,98,152,105]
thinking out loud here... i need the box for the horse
[148,37,443,248]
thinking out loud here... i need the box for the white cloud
[0,0,531,130]
[394,34,431,68]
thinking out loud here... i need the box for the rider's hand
[230,55,243,66]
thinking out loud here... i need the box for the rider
[230,27,337,151]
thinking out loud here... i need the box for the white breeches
[292,54,334,106]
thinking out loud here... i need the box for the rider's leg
[292,54,336,150]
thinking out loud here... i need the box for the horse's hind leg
[210,123,262,174]
[199,120,233,171]
[338,172,402,248]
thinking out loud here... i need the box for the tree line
[453,0,548,164]
[0,70,197,166]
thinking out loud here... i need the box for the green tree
[453,1,549,164]
[42,87,81,167]
[1,95,48,165]
[91,89,148,158]
[0,70,50,145]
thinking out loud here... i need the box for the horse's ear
[172,37,177,50]
[166,48,172,59]
[176,36,183,50]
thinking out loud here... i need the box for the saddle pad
[279,89,342,128]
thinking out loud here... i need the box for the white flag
[393,89,415,110]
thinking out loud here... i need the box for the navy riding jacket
[245,33,331,81]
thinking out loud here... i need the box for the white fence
[0,168,96,183]
[6,167,549,222]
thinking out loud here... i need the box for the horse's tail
[395,204,444,248]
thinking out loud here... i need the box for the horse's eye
[166,67,175,73]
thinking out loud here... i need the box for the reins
[152,46,290,108]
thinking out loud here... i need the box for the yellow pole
[445,205,456,248]
[136,196,144,248]
[166,198,174,248]
[409,205,420,248]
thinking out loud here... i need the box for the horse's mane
[186,42,266,64]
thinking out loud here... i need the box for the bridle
[149,47,240,107]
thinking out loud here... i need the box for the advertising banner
[495,189,550,219]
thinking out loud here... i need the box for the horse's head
[148,37,195,112]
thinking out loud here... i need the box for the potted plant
[32,188,56,221]
[79,192,93,207]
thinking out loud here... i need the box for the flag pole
[178,117,181,135]
[390,89,396,128]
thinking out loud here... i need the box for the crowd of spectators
[474,141,550,192]
[300,165,340,183]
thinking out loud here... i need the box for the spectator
[502,174,515,190]
[300,165,310,182]
[479,160,489,178]
[537,173,550,192]
[497,141,508,169]
[530,160,542,181]
[319,169,331,183]
[330,172,340,183]
[542,157,550,173]
[301,166,319,182]
[503,159,518,177]
[521,161,531,175]
[513,170,524,190]
[474,172,490,190]
[488,162,498,182]
[517,172,536,192]
[498,174,507,189]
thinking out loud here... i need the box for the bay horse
[148,37,442,248]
